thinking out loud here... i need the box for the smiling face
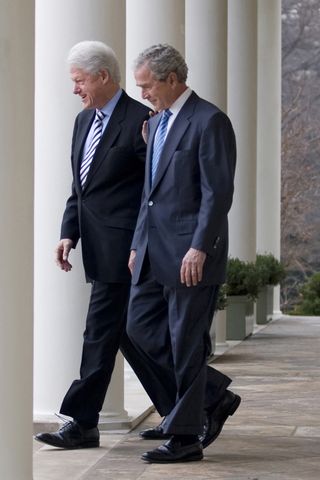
[70,66,109,110]
[134,64,183,112]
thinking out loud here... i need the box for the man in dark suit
[35,40,151,449]
[127,44,240,463]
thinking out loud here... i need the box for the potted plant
[255,253,286,324]
[209,284,228,357]
[225,257,261,340]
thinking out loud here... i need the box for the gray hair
[134,44,188,83]
[67,41,121,83]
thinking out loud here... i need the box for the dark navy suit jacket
[131,91,236,287]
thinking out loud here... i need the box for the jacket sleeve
[130,108,150,248]
[60,116,80,247]
[130,186,147,250]
[191,112,236,255]
[60,181,80,246]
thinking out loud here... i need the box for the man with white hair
[35,41,150,449]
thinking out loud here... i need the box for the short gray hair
[134,44,188,83]
[67,41,121,83]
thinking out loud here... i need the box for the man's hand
[180,248,207,287]
[142,120,149,144]
[128,250,137,275]
[55,239,74,272]
[141,110,157,144]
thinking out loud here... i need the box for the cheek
[86,87,95,99]
[152,87,160,97]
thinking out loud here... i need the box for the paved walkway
[33,315,320,479]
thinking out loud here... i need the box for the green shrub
[216,284,227,310]
[293,273,320,315]
[226,257,262,300]
[256,253,286,286]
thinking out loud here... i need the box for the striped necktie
[80,109,105,187]
[151,109,172,184]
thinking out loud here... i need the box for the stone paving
[33,315,320,479]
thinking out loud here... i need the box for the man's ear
[100,69,110,84]
[168,72,178,87]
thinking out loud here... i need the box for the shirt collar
[100,88,123,117]
[169,87,192,116]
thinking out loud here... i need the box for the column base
[34,406,155,434]
[33,364,154,434]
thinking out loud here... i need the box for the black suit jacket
[61,91,149,283]
[131,91,236,287]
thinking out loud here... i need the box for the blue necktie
[151,109,172,184]
[80,109,105,187]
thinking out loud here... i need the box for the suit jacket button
[148,201,154,206]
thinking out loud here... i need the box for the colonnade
[0,1,281,478]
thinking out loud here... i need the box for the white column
[257,0,282,313]
[228,0,258,261]
[185,1,228,354]
[99,354,127,424]
[185,0,228,110]
[126,0,185,101]
[0,1,34,479]
[34,0,127,424]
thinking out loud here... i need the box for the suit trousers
[127,257,231,435]
[59,278,176,428]
[60,280,131,428]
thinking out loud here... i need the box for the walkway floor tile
[34,316,320,480]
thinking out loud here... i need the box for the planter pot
[208,309,227,361]
[209,313,216,357]
[214,309,228,347]
[256,285,274,324]
[226,295,254,340]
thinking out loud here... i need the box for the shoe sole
[139,433,172,440]
[228,394,241,416]
[141,452,203,463]
[202,394,241,448]
[34,437,100,449]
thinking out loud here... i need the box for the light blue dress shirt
[82,88,123,161]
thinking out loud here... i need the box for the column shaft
[34,0,127,422]
[185,0,228,109]
[126,0,185,100]
[228,0,258,261]
[257,0,282,312]
[0,1,34,478]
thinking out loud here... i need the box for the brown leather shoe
[34,420,99,449]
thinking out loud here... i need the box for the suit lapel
[74,110,95,191]
[145,113,161,195]
[149,92,199,194]
[81,91,128,192]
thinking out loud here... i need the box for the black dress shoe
[201,390,241,448]
[34,420,100,449]
[141,436,203,463]
[139,419,171,439]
